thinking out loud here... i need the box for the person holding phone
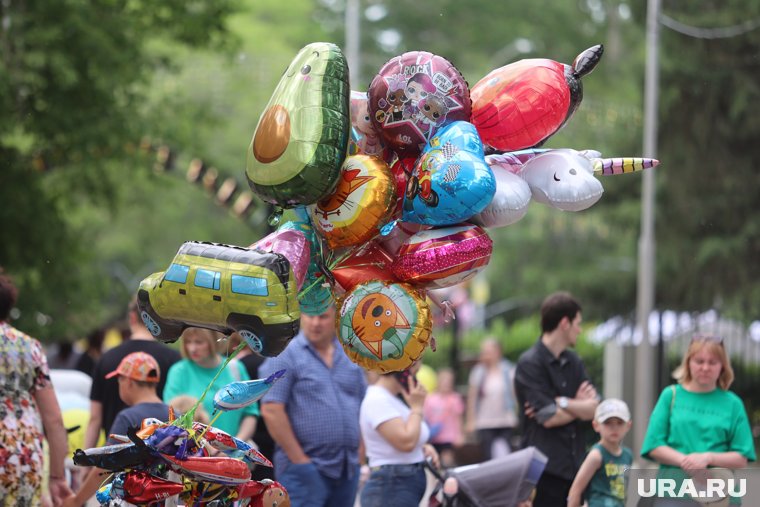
[359,361,440,507]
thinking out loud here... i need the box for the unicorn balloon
[485,149,658,213]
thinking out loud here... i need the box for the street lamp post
[634,0,661,460]
[345,0,360,88]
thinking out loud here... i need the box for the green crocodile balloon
[246,42,351,208]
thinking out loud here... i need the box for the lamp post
[345,0,360,88]
[634,0,661,460]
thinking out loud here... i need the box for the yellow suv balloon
[137,241,300,357]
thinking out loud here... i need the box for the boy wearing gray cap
[567,398,633,507]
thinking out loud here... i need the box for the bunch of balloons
[120,39,661,506]
[239,41,659,373]
[73,370,290,506]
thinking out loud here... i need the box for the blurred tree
[0,0,241,340]
[629,0,760,318]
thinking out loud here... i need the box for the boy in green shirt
[567,398,633,507]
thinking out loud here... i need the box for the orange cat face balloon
[351,292,410,359]
[316,168,373,219]
[339,281,432,373]
[312,154,397,249]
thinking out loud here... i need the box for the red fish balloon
[246,42,351,207]
[368,51,471,158]
[338,280,431,372]
[471,45,603,151]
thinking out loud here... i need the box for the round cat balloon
[338,280,431,372]
[311,155,396,249]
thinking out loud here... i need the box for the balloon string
[196,410,224,443]
[173,341,246,431]
[297,243,360,300]
[97,472,115,495]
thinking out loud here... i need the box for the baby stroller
[425,446,548,507]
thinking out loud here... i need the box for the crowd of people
[0,267,756,507]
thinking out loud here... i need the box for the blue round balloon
[402,121,495,226]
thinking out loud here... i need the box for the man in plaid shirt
[260,306,368,507]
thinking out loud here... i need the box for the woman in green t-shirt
[640,335,756,506]
[163,327,259,440]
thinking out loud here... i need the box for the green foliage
[627,1,760,317]
[0,0,242,340]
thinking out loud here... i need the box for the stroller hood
[449,446,548,507]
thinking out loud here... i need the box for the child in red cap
[63,352,170,506]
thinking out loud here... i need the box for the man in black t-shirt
[514,291,600,507]
[83,297,180,449]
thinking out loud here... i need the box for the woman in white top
[359,363,439,507]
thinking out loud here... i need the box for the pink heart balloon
[249,229,310,290]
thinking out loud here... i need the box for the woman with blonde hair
[640,335,756,506]
[163,327,257,442]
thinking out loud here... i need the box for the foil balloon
[137,241,300,357]
[377,220,429,256]
[279,217,334,315]
[331,242,398,292]
[121,471,185,504]
[471,45,603,151]
[73,442,151,471]
[250,230,310,290]
[246,480,291,507]
[214,370,286,412]
[338,280,432,373]
[392,224,493,289]
[519,149,603,211]
[349,90,386,157]
[193,422,272,468]
[470,153,533,228]
[402,121,495,226]
[368,51,471,158]
[96,482,113,505]
[246,42,351,207]
[160,454,251,485]
[312,154,397,249]
[519,149,659,211]
[389,157,414,214]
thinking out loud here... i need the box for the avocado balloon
[246,42,351,207]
